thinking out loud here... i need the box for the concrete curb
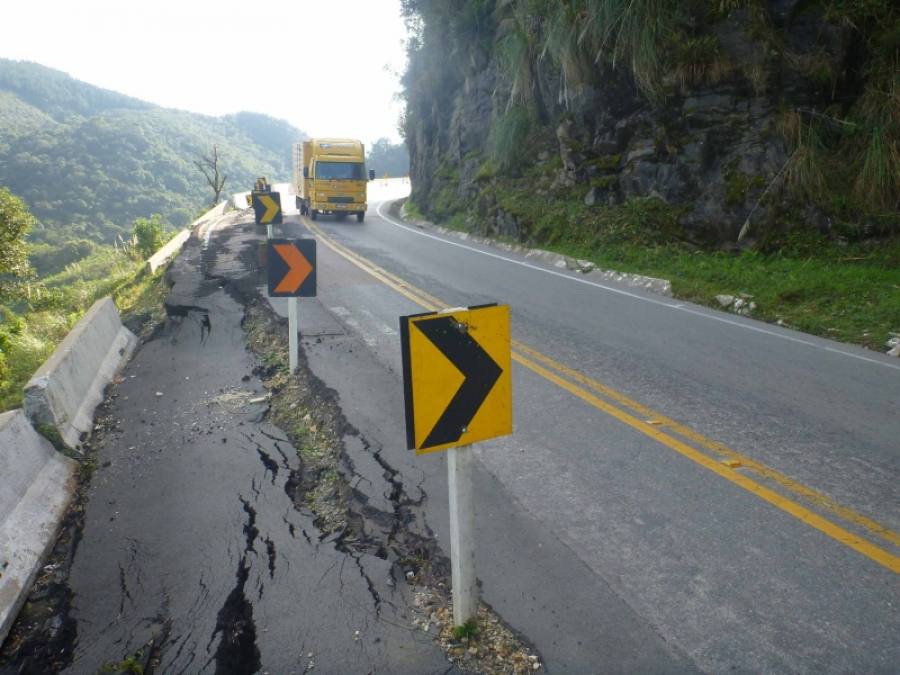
[0,410,77,647]
[396,201,673,298]
[191,200,230,244]
[24,297,137,451]
[145,201,230,274]
[146,230,190,273]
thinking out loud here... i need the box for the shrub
[131,214,168,260]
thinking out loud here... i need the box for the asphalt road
[265,180,900,673]
[44,214,456,674]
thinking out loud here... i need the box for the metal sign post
[399,304,511,627]
[288,296,299,372]
[448,444,477,625]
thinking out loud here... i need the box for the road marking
[329,306,377,346]
[304,217,900,573]
[359,308,398,336]
[513,350,900,573]
[374,202,900,372]
[344,212,900,546]
[512,341,900,550]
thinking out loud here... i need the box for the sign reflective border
[267,239,316,297]
[252,191,282,225]
[400,304,511,455]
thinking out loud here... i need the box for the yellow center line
[302,217,900,574]
[511,341,900,550]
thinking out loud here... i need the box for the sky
[2,0,409,145]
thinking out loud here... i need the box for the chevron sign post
[399,303,512,627]
[267,239,316,373]
[252,190,282,239]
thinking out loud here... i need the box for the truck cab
[293,139,374,223]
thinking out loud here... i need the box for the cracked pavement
[35,221,457,673]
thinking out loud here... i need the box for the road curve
[267,181,900,673]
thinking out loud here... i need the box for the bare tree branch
[194,145,227,206]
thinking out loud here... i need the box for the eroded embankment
[1,215,540,675]
[243,295,542,675]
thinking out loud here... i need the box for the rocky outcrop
[401,1,897,246]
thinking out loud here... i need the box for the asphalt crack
[207,496,262,675]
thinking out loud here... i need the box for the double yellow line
[302,217,900,574]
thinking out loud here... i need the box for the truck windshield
[315,162,365,180]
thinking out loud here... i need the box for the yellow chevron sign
[252,191,282,225]
[400,304,512,455]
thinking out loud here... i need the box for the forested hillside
[0,60,305,242]
[400,0,898,247]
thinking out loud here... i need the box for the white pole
[267,223,274,239]
[448,445,477,626]
[288,297,299,373]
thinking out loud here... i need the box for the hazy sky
[2,0,409,145]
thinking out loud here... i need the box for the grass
[99,654,144,674]
[403,198,427,221]
[549,237,900,349]
[425,182,900,351]
[490,105,534,171]
[0,247,169,411]
[452,618,480,640]
[242,304,349,534]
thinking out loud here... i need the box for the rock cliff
[400,0,898,248]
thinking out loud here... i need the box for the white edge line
[374,202,900,373]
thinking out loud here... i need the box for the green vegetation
[474,182,900,350]
[243,304,350,535]
[0,196,175,411]
[399,0,899,350]
[99,653,144,674]
[0,187,35,297]
[452,619,480,640]
[402,0,899,224]
[131,214,167,259]
[28,238,96,276]
[556,234,899,350]
[404,198,428,221]
[491,105,534,171]
[0,60,303,409]
[0,243,170,411]
[0,59,305,241]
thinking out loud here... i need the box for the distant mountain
[0,59,306,242]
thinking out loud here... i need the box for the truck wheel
[356,212,365,223]
[310,209,318,221]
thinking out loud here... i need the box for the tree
[132,214,167,260]
[0,187,35,298]
[367,138,410,177]
[194,145,227,206]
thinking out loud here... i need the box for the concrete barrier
[145,201,230,273]
[0,409,77,646]
[24,297,137,450]
[146,229,190,273]
[190,200,229,244]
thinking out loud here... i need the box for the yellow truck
[292,138,374,222]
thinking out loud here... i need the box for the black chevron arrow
[416,316,503,449]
